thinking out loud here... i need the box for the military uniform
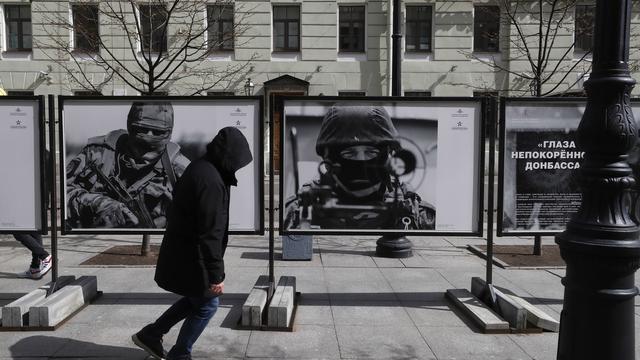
[66,129,190,229]
[284,180,436,230]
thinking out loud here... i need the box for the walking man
[132,127,253,360]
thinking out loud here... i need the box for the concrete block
[1,276,75,328]
[508,294,560,332]
[241,275,270,327]
[267,277,287,327]
[277,276,296,328]
[471,277,527,329]
[446,289,509,333]
[29,276,97,327]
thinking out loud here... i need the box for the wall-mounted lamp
[244,78,255,96]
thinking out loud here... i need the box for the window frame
[5,4,32,51]
[208,4,234,52]
[574,4,595,53]
[473,5,500,53]
[405,5,433,53]
[338,5,366,53]
[72,4,100,54]
[138,4,168,54]
[272,5,301,52]
[404,91,432,97]
[338,90,366,97]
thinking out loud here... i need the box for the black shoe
[132,326,167,360]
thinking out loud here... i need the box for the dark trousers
[13,233,49,268]
[147,295,219,357]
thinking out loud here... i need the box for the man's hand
[91,195,139,227]
[207,282,224,296]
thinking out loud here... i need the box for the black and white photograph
[0,98,45,232]
[60,97,262,234]
[280,98,483,235]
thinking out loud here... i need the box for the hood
[205,127,253,186]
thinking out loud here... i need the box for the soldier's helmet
[127,102,174,151]
[315,105,400,158]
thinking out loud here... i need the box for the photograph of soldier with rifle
[282,103,438,233]
[65,101,190,230]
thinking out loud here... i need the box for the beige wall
[0,1,634,97]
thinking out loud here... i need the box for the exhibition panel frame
[278,96,486,236]
[58,96,264,235]
[497,97,588,236]
[0,96,47,234]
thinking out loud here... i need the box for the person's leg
[13,233,49,268]
[167,296,219,357]
[146,296,193,336]
[133,296,192,359]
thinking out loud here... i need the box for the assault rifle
[89,162,156,228]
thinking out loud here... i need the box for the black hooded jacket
[154,127,252,297]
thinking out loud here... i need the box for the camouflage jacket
[284,180,436,231]
[66,130,190,229]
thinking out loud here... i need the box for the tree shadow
[9,335,147,359]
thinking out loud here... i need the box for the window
[73,90,102,96]
[575,5,595,52]
[207,91,235,96]
[273,6,300,52]
[404,91,431,97]
[208,5,234,51]
[405,6,432,52]
[139,5,167,53]
[7,90,33,96]
[73,5,99,53]
[339,6,365,52]
[5,5,31,51]
[474,6,500,52]
[338,91,366,97]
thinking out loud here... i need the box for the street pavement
[0,233,638,360]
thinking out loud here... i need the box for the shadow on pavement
[9,335,147,359]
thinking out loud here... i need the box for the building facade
[0,0,628,100]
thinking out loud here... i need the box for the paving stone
[446,289,509,333]
[246,325,339,359]
[379,268,451,301]
[372,256,405,268]
[331,300,413,326]
[402,300,469,327]
[419,326,533,360]
[336,325,437,359]
[509,333,559,360]
[325,268,396,301]
[1,335,71,358]
[321,252,377,268]
[294,299,333,325]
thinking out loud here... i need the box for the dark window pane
[339,6,365,52]
[273,6,300,51]
[405,91,431,97]
[5,5,31,50]
[575,5,594,52]
[73,5,99,52]
[474,6,500,52]
[140,5,167,53]
[208,5,234,51]
[406,6,432,52]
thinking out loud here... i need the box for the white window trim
[0,4,32,60]
[337,4,367,61]
[135,4,166,60]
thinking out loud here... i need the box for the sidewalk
[0,233,638,360]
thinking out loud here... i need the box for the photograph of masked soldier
[284,105,436,231]
[65,101,190,229]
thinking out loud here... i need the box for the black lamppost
[555,1,640,359]
[376,0,413,258]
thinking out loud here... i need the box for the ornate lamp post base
[376,235,413,258]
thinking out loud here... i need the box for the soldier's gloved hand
[144,182,173,201]
[90,195,139,227]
